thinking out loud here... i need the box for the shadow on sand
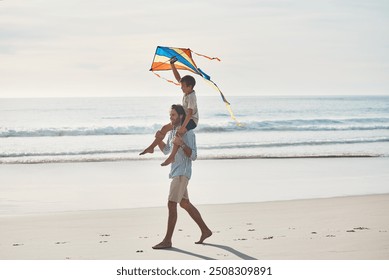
[167,247,217,260]
[167,243,257,260]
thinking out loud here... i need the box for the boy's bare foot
[139,147,154,155]
[152,241,172,249]
[195,230,213,244]
[161,156,174,166]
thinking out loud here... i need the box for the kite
[150,46,239,124]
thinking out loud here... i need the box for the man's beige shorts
[169,176,189,203]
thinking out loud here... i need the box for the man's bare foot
[139,147,154,155]
[161,156,174,166]
[152,241,172,249]
[195,230,213,244]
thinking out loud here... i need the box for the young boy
[140,57,199,166]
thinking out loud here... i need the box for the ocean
[1,95,389,164]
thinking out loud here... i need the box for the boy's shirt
[182,91,199,125]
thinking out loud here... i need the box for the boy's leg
[140,123,172,155]
[160,127,187,166]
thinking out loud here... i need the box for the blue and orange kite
[150,46,239,124]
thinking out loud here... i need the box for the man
[152,104,212,249]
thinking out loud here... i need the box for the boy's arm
[170,58,181,83]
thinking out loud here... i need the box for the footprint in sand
[12,243,24,247]
[136,250,144,253]
[99,241,108,244]
[353,227,369,230]
[263,236,274,240]
[100,234,111,237]
[248,229,256,232]
[233,238,247,241]
[217,253,229,257]
[347,227,370,232]
[311,232,317,234]
[326,235,336,238]
[55,241,68,245]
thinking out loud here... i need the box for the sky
[1,0,388,98]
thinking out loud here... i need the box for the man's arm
[173,133,197,160]
[155,131,168,154]
[158,140,166,153]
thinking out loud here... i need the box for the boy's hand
[170,56,178,64]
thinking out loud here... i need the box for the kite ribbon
[191,50,221,62]
[152,72,180,86]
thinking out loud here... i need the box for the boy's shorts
[169,176,189,203]
[186,119,197,131]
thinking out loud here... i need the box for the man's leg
[180,199,212,244]
[152,201,177,249]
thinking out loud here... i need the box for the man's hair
[171,104,186,125]
[180,75,196,88]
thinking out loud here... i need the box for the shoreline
[0,154,384,165]
[1,157,389,216]
[1,192,387,218]
[1,194,388,260]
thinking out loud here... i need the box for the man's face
[169,109,182,126]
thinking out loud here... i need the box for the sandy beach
[1,158,389,260]
[1,194,388,260]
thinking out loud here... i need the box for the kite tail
[206,79,242,126]
[152,71,180,86]
[226,103,242,127]
[191,50,221,62]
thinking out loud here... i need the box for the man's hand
[173,134,184,146]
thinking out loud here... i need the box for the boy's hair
[171,104,186,125]
[180,75,196,88]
